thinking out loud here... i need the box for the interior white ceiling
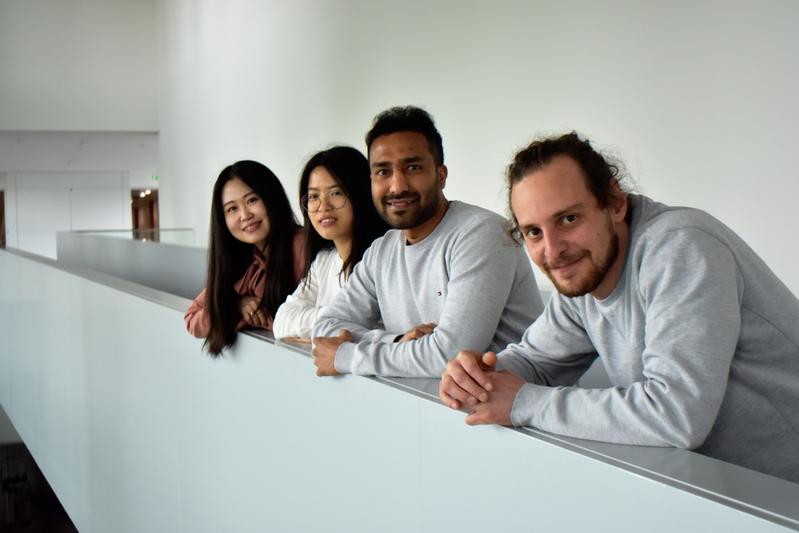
[0,131,157,175]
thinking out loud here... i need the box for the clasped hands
[439,350,525,426]
[239,296,268,328]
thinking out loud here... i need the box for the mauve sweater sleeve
[184,288,211,338]
[188,231,305,338]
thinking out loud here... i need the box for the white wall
[2,250,795,532]
[0,0,159,131]
[0,0,160,258]
[0,132,158,257]
[158,0,799,296]
[4,172,131,258]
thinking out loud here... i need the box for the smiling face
[369,131,447,231]
[221,177,270,251]
[306,165,354,246]
[510,155,628,299]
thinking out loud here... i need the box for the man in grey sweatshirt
[312,106,542,377]
[440,132,799,483]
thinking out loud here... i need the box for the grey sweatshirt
[314,201,543,377]
[498,195,799,482]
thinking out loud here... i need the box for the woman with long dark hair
[185,160,304,355]
[272,146,388,341]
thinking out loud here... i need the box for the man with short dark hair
[312,106,543,377]
[440,132,799,483]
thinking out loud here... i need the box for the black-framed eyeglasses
[302,189,348,212]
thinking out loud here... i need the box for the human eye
[307,192,320,202]
[524,227,542,240]
[406,163,422,172]
[561,214,578,225]
[226,205,237,214]
[330,189,345,198]
[372,168,390,178]
[246,195,261,205]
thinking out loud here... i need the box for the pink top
[184,231,305,338]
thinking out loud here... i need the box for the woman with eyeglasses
[185,160,304,355]
[272,146,389,341]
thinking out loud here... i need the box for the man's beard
[545,226,619,298]
[378,191,442,230]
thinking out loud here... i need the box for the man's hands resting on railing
[439,350,525,426]
[312,330,353,376]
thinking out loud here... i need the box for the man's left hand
[464,371,526,426]
[312,330,353,377]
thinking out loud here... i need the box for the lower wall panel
[0,249,793,532]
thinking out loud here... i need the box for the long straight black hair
[205,160,300,355]
[298,146,389,280]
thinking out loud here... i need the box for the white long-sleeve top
[273,248,344,339]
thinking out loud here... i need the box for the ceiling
[0,131,158,174]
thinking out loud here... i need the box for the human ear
[438,165,448,189]
[609,180,627,223]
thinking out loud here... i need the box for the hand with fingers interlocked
[439,350,525,426]
[239,295,268,329]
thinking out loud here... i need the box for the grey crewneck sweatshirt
[498,195,799,482]
[313,200,543,377]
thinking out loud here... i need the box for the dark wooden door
[131,190,159,236]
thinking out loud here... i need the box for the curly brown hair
[506,132,630,238]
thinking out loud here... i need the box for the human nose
[542,230,566,263]
[239,203,254,220]
[388,168,409,195]
[318,193,334,211]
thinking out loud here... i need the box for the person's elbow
[640,381,721,450]
[185,318,208,339]
[663,426,710,450]
[652,398,717,450]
